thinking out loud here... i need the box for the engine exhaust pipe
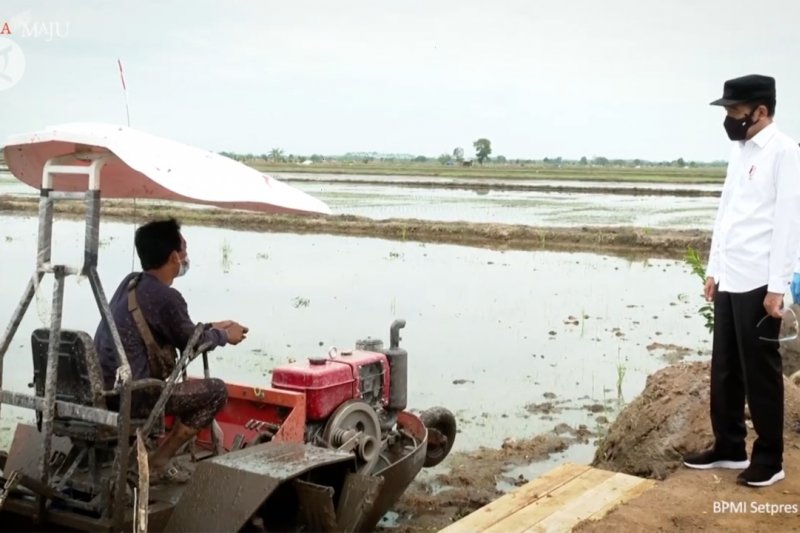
[385,319,407,412]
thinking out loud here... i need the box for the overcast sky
[1,0,799,161]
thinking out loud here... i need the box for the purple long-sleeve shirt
[94,272,227,389]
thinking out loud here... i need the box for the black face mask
[723,111,755,141]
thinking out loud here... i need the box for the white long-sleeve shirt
[706,123,800,294]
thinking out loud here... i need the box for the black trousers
[711,285,783,468]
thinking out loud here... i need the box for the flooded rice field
[298,181,717,228]
[0,214,711,461]
[273,172,724,193]
[1,171,717,229]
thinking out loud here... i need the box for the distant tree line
[219,150,327,164]
[219,143,726,168]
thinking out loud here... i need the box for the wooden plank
[584,476,655,522]
[525,472,655,532]
[482,468,614,533]
[440,463,592,533]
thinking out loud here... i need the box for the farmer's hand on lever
[764,292,784,319]
[704,277,716,302]
[225,322,249,345]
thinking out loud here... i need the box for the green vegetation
[243,159,724,184]
[616,358,627,401]
[292,296,310,308]
[221,240,232,272]
[685,246,714,333]
[218,146,725,184]
[473,138,492,164]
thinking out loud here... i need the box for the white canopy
[3,122,331,215]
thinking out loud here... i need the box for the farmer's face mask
[177,255,190,277]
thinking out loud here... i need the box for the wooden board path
[439,462,655,533]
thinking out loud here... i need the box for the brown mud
[384,426,594,532]
[645,342,698,364]
[0,196,710,260]
[386,362,800,532]
[779,311,800,377]
[576,361,800,532]
[591,362,796,480]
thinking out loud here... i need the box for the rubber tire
[420,407,457,467]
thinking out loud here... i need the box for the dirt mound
[779,305,800,376]
[592,361,800,480]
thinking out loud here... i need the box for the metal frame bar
[202,352,221,455]
[0,392,119,427]
[36,265,65,519]
[54,447,88,492]
[0,274,43,422]
[0,153,138,528]
[40,266,65,484]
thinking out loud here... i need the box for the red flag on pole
[117,59,130,126]
[117,59,127,91]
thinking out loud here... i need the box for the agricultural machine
[0,124,456,531]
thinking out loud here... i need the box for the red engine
[271,347,391,421]
[270,322,410,453]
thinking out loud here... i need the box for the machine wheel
[420,407,457,467]
[322,400,382,473]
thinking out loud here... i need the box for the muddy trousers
[166,378,228,430]
[711,285,783,469]
[122,378,228,431]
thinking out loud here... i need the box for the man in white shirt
[683,74,800,487]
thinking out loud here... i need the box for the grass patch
[221,240,232,272]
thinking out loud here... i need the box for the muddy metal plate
[3,424,71,479]
[163,442,354,533]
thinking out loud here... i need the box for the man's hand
[212,320,234,329]
[764,292,784,319]
[704,277,716,302]
[225,322,249,345]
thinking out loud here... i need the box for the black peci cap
[710,74,776,106]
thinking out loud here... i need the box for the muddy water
[0,171,717,229]
[0,215,711,458]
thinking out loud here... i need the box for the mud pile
[592,361,800,480]
[779,305,800,376]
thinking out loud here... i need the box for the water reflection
[0,171,717,229]
[0,215,710,451]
